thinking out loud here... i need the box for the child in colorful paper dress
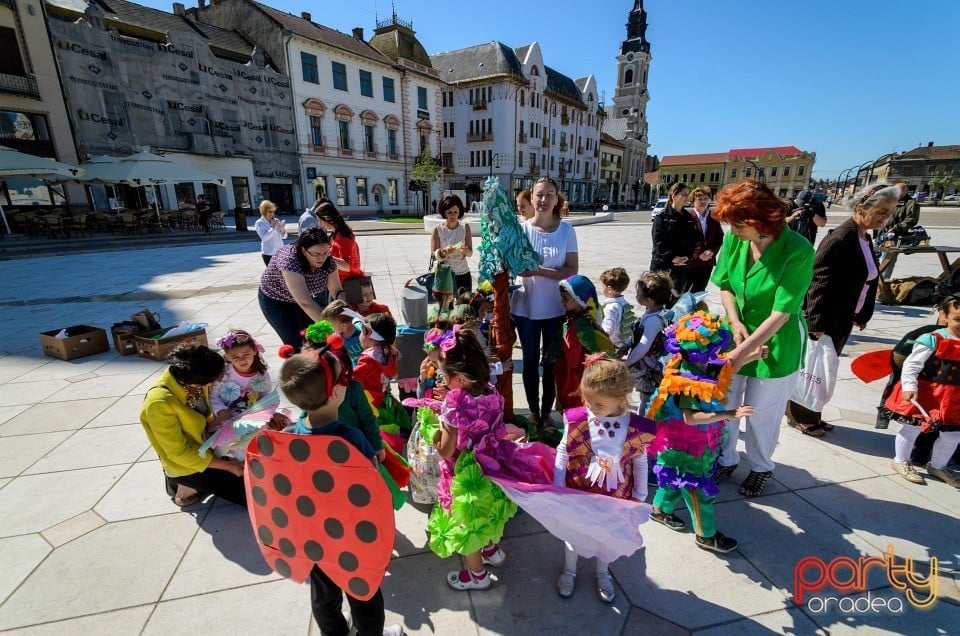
[428,327,519,591]
[352,312,410,452]
[276,349,404,636]
[553,355,656,603]
[546,275,616,415]
[625,271,676,412]
[599,268,636,353]
[884,295,960,488]
[321,300,364,366]
[404,328,446,504]
[645,311,756,554]
[203,330,288,462]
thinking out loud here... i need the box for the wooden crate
[134,328,208,361]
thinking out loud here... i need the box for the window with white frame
[356,178,368,206]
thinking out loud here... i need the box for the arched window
[530,65,539,76]
[624,68,633,84]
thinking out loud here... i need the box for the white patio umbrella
[0,145,85,234]
[79,150,225,219]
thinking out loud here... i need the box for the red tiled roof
[727,146,803,158]
[643,170,659,185]
[659,152,729,167]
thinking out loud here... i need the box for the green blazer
[711,228,814,378]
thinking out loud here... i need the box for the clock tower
[610,1,651,204]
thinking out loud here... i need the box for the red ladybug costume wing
[244,430,395,600]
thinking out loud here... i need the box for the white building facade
[432,41,603,205]
[189,1,444,215]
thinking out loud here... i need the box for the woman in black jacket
[785,183,900,435]
[650,182,698,292]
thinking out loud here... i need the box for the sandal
[714,463,738,482]
[788,420,826,437]
[818,420,835,431]
[174,492,200,507]
[738,471,773,497]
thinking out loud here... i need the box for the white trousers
[895,424,960,469]
[720,372,798,473]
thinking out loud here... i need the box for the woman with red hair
[709,179,814,497]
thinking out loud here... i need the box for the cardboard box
[135,327,208,361]
[39,325,109,361]
[113,331,140,355]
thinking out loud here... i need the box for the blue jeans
[513,314,563,417]
[259,289,310,350]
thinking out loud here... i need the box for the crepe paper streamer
[244,430,395,600]
[377,463,408,510]
[381,445,411,488]
[851,349,894,384]
[199,389,281,457]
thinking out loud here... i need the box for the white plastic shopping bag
[790,336,839,412]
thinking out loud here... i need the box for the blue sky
[144,0,960,179]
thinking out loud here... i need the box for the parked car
[943,194,960,202]
[651,196,669,217]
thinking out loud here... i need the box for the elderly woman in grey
[785,184,899,436]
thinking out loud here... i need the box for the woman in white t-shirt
[511,176,579,428]
[254,200,287,266]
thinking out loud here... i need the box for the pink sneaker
[446,568,491,591]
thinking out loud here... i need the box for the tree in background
[411,149,441,214]
[928,176,960,206]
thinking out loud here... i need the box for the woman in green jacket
[140,345,247,507]
[710,180,815,497]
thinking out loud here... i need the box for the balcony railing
[584,169,592,180]
[518,131,528,143]
[560,115,570,126]
[308,143,326,155]
[559,142,568,151]
[541,135,549,146]
[338,144,354,157]
[0,72,41,100]
[601,159,610,167]
[528,165,539,176]
[472,101,487,111]
[466,132,493,142]
[365,143,378,159]
[577,146,584,155]
[387,151,399,161]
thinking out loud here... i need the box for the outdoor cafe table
[876,244,960,299]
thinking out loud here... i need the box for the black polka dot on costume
[289,438,310,462]
[338,551,359,572]
[251,486,267,507]
[312,469,334,493]
[278,537,296,558]
[273,474,292,496]
[296,495,316,517]
[355,520,377,543]
[257,435,275,456]
[327,440,350,463]
[271,507,289,528]
[274,558,291,579]
[304,540,324,561]
[324,517,344,539]
[257,525,273,545]
[249,458,265,479]
[348,578,369,597]
[347,484,371,507]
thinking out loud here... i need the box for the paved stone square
[0,213,957,635]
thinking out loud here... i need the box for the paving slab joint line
[0,602,158,634]
[618,603,691,635]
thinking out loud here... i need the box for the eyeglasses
[304,246,330,258]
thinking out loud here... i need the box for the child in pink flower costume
[408,326,531,591]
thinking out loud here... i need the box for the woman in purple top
[258,227,345,350]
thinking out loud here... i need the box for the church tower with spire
[608,1,651,204]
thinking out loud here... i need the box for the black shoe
[696,531,738,554]
[713,463,738,483]
[650,510,686,532]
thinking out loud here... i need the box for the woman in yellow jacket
[140,345,247,507]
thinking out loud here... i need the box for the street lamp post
[851,159,875,195]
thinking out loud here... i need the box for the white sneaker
[596,572,615,603]
[891,460,925,484]
[446,569,491,591]
[383,625,404,636]
[926,463,960,488]
[481,544,506,567]
[556,570,576,598]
